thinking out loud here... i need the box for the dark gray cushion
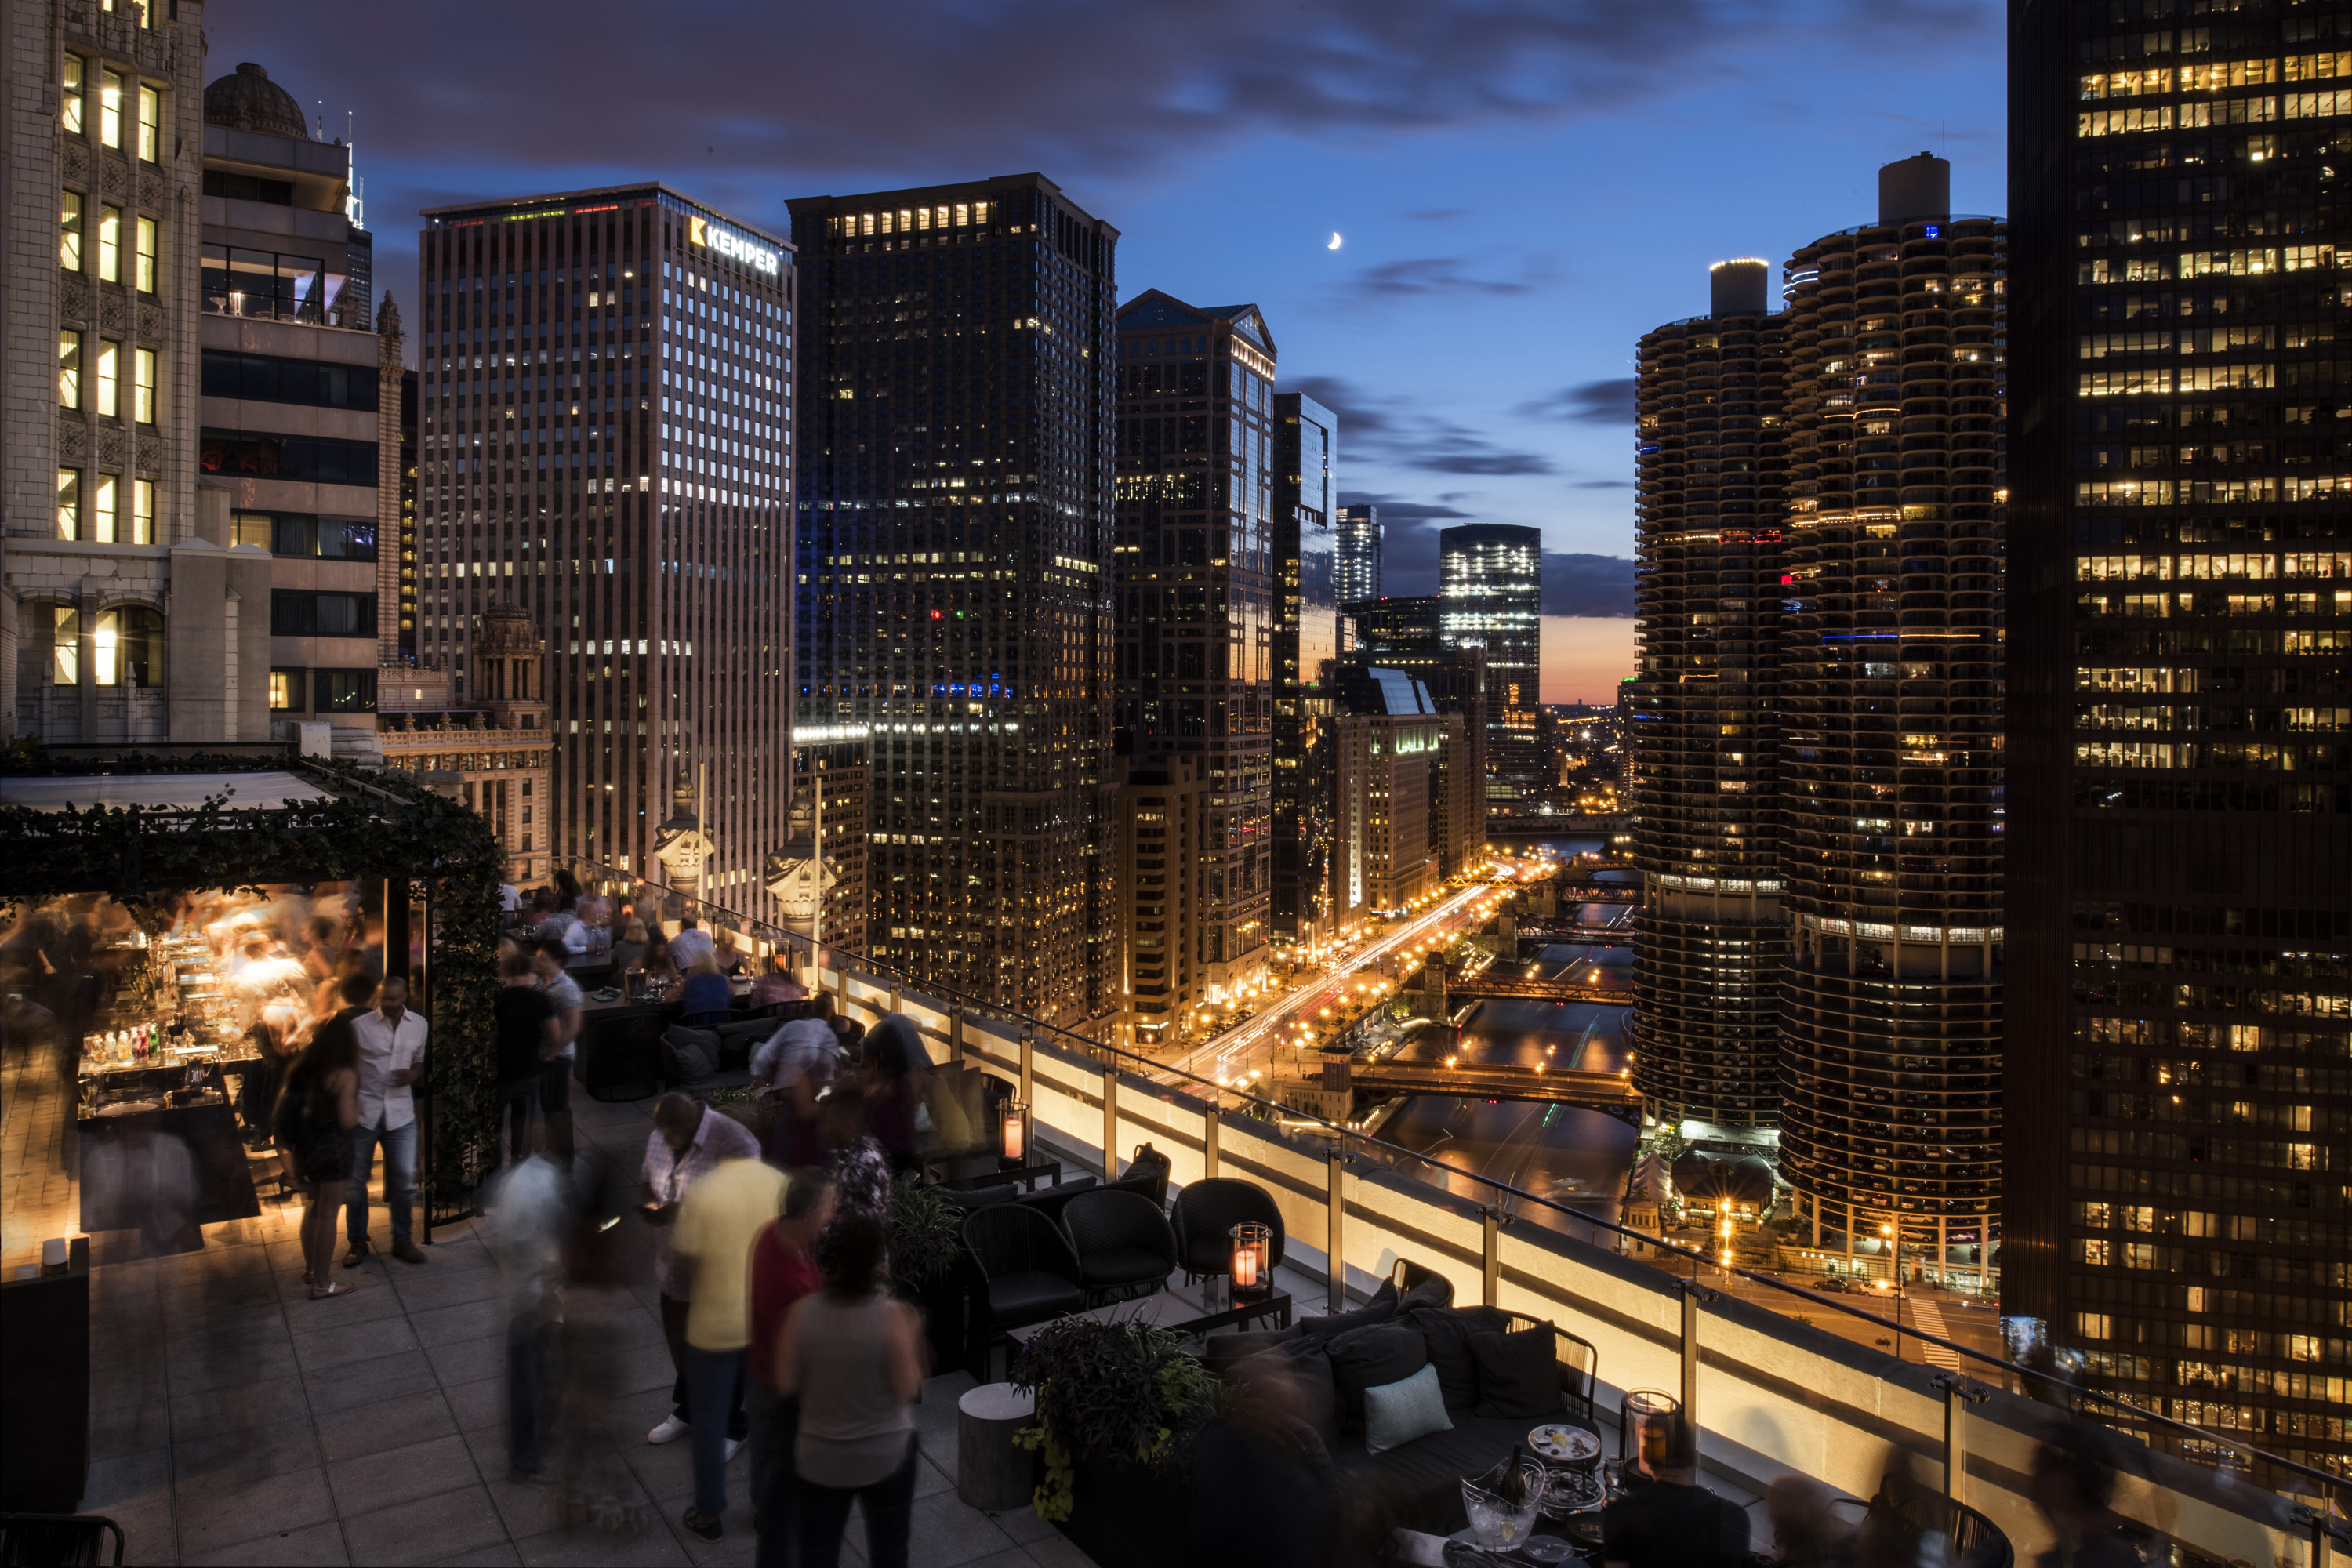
[1204,1323,1303,1380]
[1297,1294,1396,1344]
[983,1270,1084,1322]
[1407,1305,1512,1410]
[1472,1323,1563,1418]
[1326,1320,1428,1431]
[1399,1273,1454,1312]
[663,1027,717,1084]
[1330,1411,1542,1535]
[1234,1338,1341,1452]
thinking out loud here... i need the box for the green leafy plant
[700,1082,777,1142]
[888,1174,964,1287]
[1009,1316,1224,1522]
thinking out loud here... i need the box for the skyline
[208,0,2008,691]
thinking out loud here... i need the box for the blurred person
[1186,1341,1338,1563]
[748,954,807,1011]
[535,892,589,956]
[487,1134,569,1481]
[641,1092,760,1452]
[713,927,748,977]
[500,880,524,916]
[495,952,560,1167]
[1765,1475,1855,1568]
[818,1087,891,1232]
[275,1011,361,1299]
[862,1016,930,1176]
[611,905,651,972]
[240,997,306,1148]
[670,914,717,973]
[544,1148,651,1533]
[679,951,735,1027]
[347,975,429,1268]
[641,935,680,991]
[750,1167,838,1568]
[752,1018,839,1167]
[82,1117,202,1256]
[777,1210,925,1568]
[670,1126,787,1541]
[2027,1425,2145,1568]
[828,1009,866,1062]
[1600,1415,1751,1568]
[532,940,584,1160]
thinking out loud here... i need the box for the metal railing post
[1202,1089,1220,1180]
[947,1010,964,1065]
[1679,1280,1703,1439]
[888,983,902,1015]
[1934,1374,1982,1502]
[1102,1062,1120,1181]
[1327,1146,1348,1313]
[1018,1031,1034,1109]
[1482,1207,1503,1308]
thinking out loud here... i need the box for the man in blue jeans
[347,974,430,1266]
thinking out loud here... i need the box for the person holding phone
[640,1092,759,1450]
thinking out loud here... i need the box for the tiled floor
[68,1086,1104,1567]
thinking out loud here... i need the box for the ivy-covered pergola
[0,749,503,1218]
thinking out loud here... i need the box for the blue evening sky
[213,0,2005,645]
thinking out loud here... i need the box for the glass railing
[546,855,2350,1565]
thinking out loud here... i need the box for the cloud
[1520,378,1637,424]
[1543,553,1636,617]
[1571,479,1632,490]
[1341,256,1541,303]
[1337,491,1472,524]
[1296,375,1556,477]
[1405,208,1472,221]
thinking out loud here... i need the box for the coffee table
[1168,1291,1293,1335]
[927,1152,1063,1192]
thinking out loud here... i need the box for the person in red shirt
[749,1167,838,1568]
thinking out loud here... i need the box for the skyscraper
[1347,595,1489,869]
[1110,292,1276,1040]
[1629,258,1791,1131]
[1273,390,1338,947]
[1439,522,1543,804]
[789,176,1119,1030]
[1338,503,1382,607]
[5,0,277,746]
[199,61,399,757]
[1330,666,1470,920]
[1776,155,2007,1282]
[416,184,795,917]
[2009,14,2352,1475]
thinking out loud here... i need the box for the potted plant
[1010,1316,1224,1568]
[890,1176,969,1374]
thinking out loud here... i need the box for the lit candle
[1232,1241,1258,1290]
[1000,1103,1025,1162]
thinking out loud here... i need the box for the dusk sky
[213,0,2006,699]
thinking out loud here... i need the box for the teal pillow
[1363,1362,1453,1456]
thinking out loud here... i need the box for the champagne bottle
[1501,1443,1526,1508]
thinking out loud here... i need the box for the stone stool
[956,1381,1038,1512]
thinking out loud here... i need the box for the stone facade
[4,0,270,745]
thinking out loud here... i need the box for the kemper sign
[689,214,781,275]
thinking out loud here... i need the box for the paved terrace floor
[70,1084,1109,1568]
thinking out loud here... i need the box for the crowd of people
[482,870,933,1566]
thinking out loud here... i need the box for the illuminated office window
[136,215,156,292]
[100,68,123,149]
[56,470,82,541]
[61,191,82,270]
[134,348,155,424]
[95,339,119,417]
[93,474,118,542]
[58,330,82,409]
[53,608,81,685]
[61,56,84,134]
[131,479,154,544]
[136,85,159,162]
[98,205,121,283]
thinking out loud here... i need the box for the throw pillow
[1399,1272,1454,1312]
[1326,1319,1428,1430]
[1363,1362,1454,1456]
[1205,1323,1305,1381]
[1408,1305,1512,1410]
[1229,1337,1339,1451]
[1297,1294,1397,1344]
[1471,1323,1564,1419]
[662,1027,718,1084]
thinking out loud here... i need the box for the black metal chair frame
[0,1513,125,1567]
[960,1203,1086,1383]
[1502,1311,1600,1427]
[1063,1189,1179,1307]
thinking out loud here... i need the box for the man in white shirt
[667,916,716,973]
[348,974,430,1265]
[532,940,584,1161]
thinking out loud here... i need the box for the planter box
[1058,1454,1192,1568]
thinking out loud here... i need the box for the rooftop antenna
[345,109,363,227]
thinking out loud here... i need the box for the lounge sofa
[1195,1273,1600,1540]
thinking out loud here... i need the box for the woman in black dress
[274,1014,361,1298]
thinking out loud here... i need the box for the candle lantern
[1229,1222,1272,1300]
[1000,1099,1029,1167]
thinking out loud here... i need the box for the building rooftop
[202,62,309,140]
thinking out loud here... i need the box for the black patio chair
[0,1513,124,1566]
[1012,1174,1097,1228]
[961,1203,1086,1382]
[1064,1189,1179,1305]
[576,1010,664,1102]
[1171,1177,1287,1286]
[1871,1471,2013,1568]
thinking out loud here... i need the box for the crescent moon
[1328,232,1343,250]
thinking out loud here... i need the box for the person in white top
[347,974,430,1265]
[668,917,717,973]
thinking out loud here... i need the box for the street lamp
[1881,1222,1904,1360]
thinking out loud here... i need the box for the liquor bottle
[1501,1443,1527,1508]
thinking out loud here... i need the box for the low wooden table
[1169,1290,1293,1335]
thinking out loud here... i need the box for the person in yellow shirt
[671,1145,787,1541]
